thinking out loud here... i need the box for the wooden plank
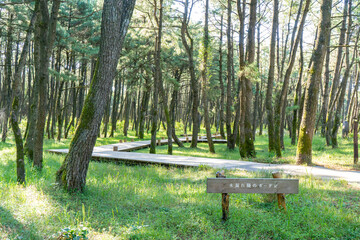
[207,178,299,194]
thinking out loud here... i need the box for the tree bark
[239,0,256,158]
[265,0,278,154]
[296,0,332,165]
[56,0,136,192]
[274,0,311,156]
[150,0,163,154]
[325,0,348,145]
[10,11,36,184]
[201,0,215,153]
[33,0,61,169]
[181,0,199,148]
[218,13,225,139]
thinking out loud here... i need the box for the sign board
[207,178,299,194]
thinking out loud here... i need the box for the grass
[0,134,360,239]
[136,133,360,171]
[0,123,359,239]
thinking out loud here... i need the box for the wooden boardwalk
[48,136,360,183]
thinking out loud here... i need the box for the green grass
[136,133,360,171]
[0,136,360,239]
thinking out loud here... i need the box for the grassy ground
[0,135,360,239]
[137,133,360,171]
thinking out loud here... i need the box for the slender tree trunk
[265,0,278,153]
[150,0,163,153]
[2,13,13,143]
[33,0,61,169]
[274,0,310,156]
[296,0,332,165]
[331,0,357,148]
[226,0,234,150]
[218,14,225,139]
[291,33,303,145]
[200,0,215,153]
[325,0,348,145]
[321,34,331,137]
[10,12,36,184]
[181,0,199,148]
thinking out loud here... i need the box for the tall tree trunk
[10,11,36,184]
[239,0,256,158]
[139,72,150,139]
[296,0,332,165]
[2,13,13,143]
[181,0,199,148]
[274,0,311,156]
[291,33,303,145]
[56,0,136,192]
[330,0,357,148]
[325,0,348,145]
[226,0,234,150]
[201,0,215,153]
[33,0,61,169]
[321,34,331,137]
[150,0,163,153]
[218,13,225,139]
[265,0,278,153]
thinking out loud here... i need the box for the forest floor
[0,128,359,239]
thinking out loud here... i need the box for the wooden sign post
[207,172,299,220]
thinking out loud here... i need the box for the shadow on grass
[0,206,42,239]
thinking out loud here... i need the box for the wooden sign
[208,172,299,221]
[207,178,299,194]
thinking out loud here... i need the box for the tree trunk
[218,14,225,139]
[181,0,199,148]
[33,0,61,169]
[10,11,36,184]
[291,33,303,145]
[274,0,310,156]
[226,0,234,150]
[265,0,278,153]
[330,0,357,148]
[296,0,332,165]
[325,0,348,145]
[201,0,215,153]
[150,0,163,154]
[56,0,136,192]
[239,0,256,158]
[2,13,13,143]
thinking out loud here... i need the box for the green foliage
[239,62,261,83]
[53,225,89,240]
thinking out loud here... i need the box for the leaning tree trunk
[296,0,332,165]
[56,0,136,192]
